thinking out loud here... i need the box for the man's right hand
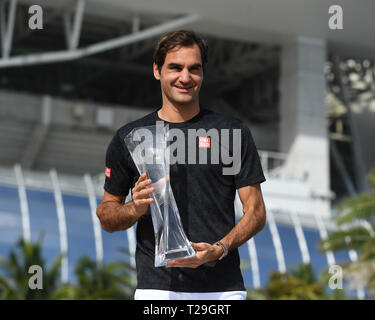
[97,172,154,233]
[131,172,155,216]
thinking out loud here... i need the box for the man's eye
[190,66,201,72]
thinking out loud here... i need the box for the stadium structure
[0,0,375,299]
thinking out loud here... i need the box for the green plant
[0,234,62,300]
[318,167,375,299]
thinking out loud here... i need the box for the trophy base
[155,247,196,267]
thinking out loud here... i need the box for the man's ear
[153,63,161,80]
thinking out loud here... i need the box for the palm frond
[318,226,371,252]
[336,193,375,224]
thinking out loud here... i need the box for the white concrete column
[279,36,330,217]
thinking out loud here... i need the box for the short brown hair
[153,30,208,72]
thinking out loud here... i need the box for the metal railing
[258,150,288,178]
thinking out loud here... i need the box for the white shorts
[134,289,247,300]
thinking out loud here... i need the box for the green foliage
[248,264,326,300]
[336,193,375,225]
[318,167,375,298]
[247,263,348,300]
[52,254,136,300]
[368,168,375,189]
[289,262,316,284]
[246,288,266,300]
[262,270,324,300]
[0,235,62,299]
[0,237,136,300]
[317,227,373,252]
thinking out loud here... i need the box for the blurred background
[0,0,375,299]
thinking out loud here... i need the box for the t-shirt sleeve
[234,124,266,189]
[103,131,134,196]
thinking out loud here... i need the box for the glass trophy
[124,122,196,267]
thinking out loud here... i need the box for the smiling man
[96,30,267,300]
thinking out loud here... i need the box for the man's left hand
[165,242,223,269]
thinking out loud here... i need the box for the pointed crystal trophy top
[124,121,196,267]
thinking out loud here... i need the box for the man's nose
[179,69,191,83]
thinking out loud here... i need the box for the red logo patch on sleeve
[105,167,111,178]
[199,137,210,148]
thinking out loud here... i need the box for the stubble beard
[162,84,198,108]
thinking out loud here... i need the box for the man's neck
[157,103,200,123]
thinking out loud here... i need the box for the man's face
[153,44,203,106]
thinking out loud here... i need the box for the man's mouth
[174,85,193,93]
